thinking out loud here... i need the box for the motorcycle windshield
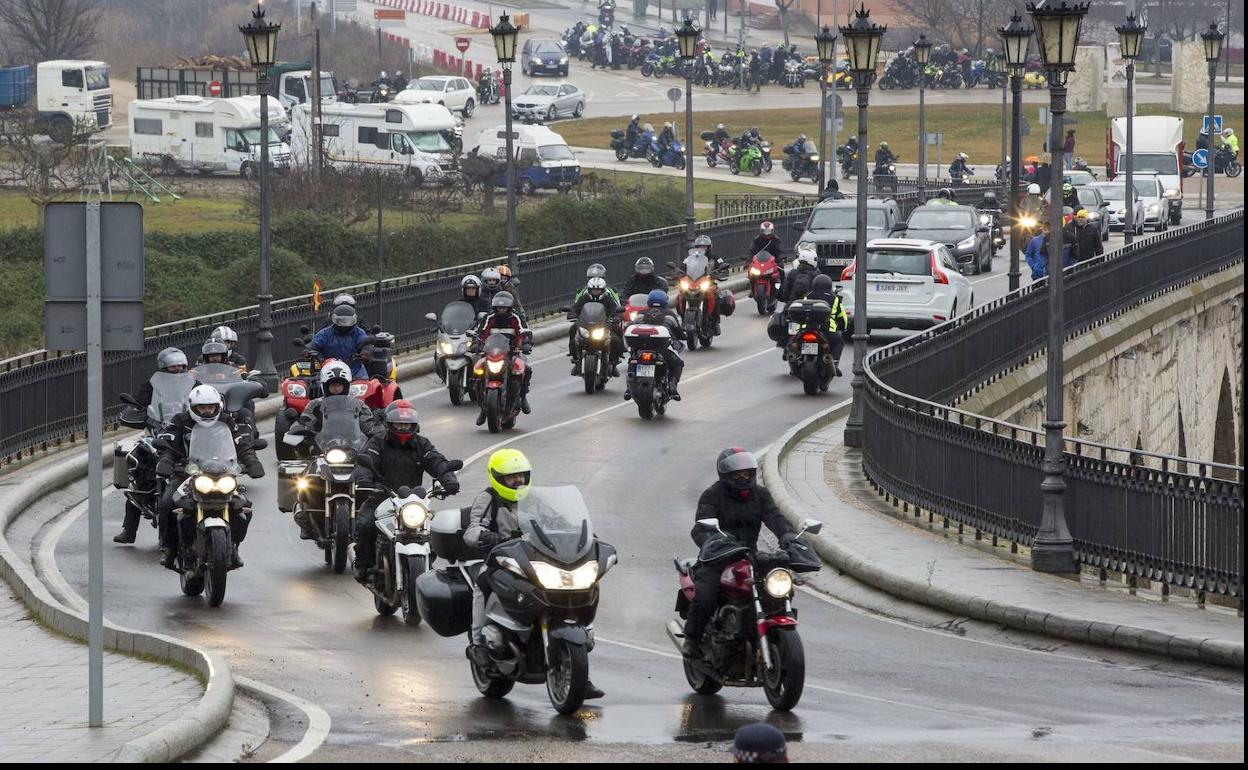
[578,301,607,325]
[684,251,709,280]
[440,302,477,335]
[518,486,595,565]
[801,140,817,155]
[187,421,240,474]
[148,371,195,424]
[627,293,650,309]
[484,333,512,356]
[315,396,365,452]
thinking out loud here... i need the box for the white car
[840,239,974,331]
[1087,180,1148,236]
[402,76,477,117]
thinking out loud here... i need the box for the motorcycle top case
[786,298,832,326]
[414,568,474,638]
[716,289,736,317]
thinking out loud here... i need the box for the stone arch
[1212,367,1237,477]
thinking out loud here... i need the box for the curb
[0,456,234,763]
[760,404,1245,670]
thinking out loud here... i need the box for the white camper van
[129,95,290,177]
[289,101,459,184]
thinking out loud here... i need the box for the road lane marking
[235,675,332,763]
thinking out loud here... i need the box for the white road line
[234,675,332,764]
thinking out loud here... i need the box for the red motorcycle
[621,292,651,325]
[701,133,733,168]
[667,517,824,711]
[350,330,402,411]
[747,249,782,315]
[276,327,323,461]
[473,332,528,433]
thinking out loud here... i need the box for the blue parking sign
[1203,114,1223,135]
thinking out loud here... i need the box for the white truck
[1108,116,1184,226]
[0,61,114,141]
[129,95,290,178]
[289,101,459,185]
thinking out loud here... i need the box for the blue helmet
[647,289,668,308]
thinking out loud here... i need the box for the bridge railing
[862,210,1245,601]
[713,177,1001,218]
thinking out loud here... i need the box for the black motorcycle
[115,372,196,538]
[783,298,839,395]
[610,128,649,161]
[623,320,676,420]
[873,158,899,193]
[566,301,615,394]
[782,139,820,183]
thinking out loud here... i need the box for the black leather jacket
[691,481,794,552]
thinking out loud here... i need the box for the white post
[85,201,104,728]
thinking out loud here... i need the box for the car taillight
[801,331,819,342]
[931,254,949,284]
[840,262,854,281]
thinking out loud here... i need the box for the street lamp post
[815,26,837,189]
[1116,13,1145,246]
[491,15,521,274]
[1028,0,1088,575]
[840,4,886,449]
[914,34,932,200]
[1200,22,1225,220]
[676,17,700,249]
[1000,12,1033,292]
[240,2,281,392]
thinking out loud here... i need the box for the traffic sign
[1192,148,1209,169]
[666,87,682,103]
[208,80,222,97]
[455,36,470,54]
[1203,114,1223,135]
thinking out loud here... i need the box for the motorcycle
[747,249,782,315]
[623,320,676,420]
[781,58,805,88]
[417,485,617,714]
[598,2,615,28]
[356,470,461,625]
[284,395,368,573]
[477,72,502,105]
[648,137,686,169]
[983,67,1007,89]
[352,329,403,411]
[427,301,478,406]
[783,298,838,395]
[782,139,820,183]
[666,516,824,710]
[114,372,196,538]
[474,332,527,433]
[1183,145,1241,178]
[759,141,774,173]
[873,158,898,193]
[727,142,764,177]
[963,59,987,88]
[566,301,615,394]
[621,293,650,326]
[700,132,732,168]
[837,144,858,178]
[610,128,651,161]
[670,251,729,350]
[979,208,1006,250]
[949,164,974,186]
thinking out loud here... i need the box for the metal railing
[714,178,1001,219]
[0,207,810,462]
[861,211,1245,601]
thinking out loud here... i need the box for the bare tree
[892,0,954,37]
[1141,0,1208,73]
[0,113,98,226]
[775,0,797,47]
[0,0,102,62]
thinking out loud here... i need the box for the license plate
[787,322,800,335]
[872,282,909,293]
[801,343,820,355]
[635,364,656,378]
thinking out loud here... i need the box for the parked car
[1087,180,1145,236]
[1069,184,1110,242]
[895,203,994,274]
[512,83,585,121]
[839,239,974,331]
[404,75,477,117]
[793,198,902,280]
[522,39,570,77]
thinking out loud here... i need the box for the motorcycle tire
[750,159,762,177]
[729,163,740,176]
[546,638,590,715]
[448,377,465,406]
[762,156,772,173]
[706,152,717,168]
[683,655,723,694]
[401,554,425,627]
[641,63,654,77]
[685,331,699,351]
[470,652,515,698]
[615,147,629,161]
[633,380,654,420]
[802,358,820,396]
[675,153,686,170]
[583,352,598,395]
[754,286,768,315]
[699,333,713,348]
[485,389,503,434]
[762,628,806,711]
[1227,161,1242,178]
[790,169,802,182]
[204,528,230,607]
[332,499,351,574]
[373,549,399,617]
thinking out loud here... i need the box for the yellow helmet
[488,448,532,502]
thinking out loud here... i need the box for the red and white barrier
[375,0,491,29]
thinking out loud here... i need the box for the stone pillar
[1067,46,1103,112]
[1105,43,1132,119]
[1170,39,1208,112]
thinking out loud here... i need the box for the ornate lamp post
[239,2,281,391]
[840,4,886,449]
[1200,22,1225,220]
[999,12,1033,291]
[815,25,837,188]
[914,34,932,198]
[1115,13,1145,245]
[490,14,521,273]
[1027,0,1088,574]
[676,16,700,248]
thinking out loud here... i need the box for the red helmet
[385,399,419,444]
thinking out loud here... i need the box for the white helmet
[958,152,969,160]
[796,245,817,268]
[586,276,608,296]
[320,360,352,390]
[586,263,607,279]
[187,385,223,426]
[760,220,775,236]
[210,325,238,349]
[480,267,502,288]
[334,293,357,308]
[693,234,712,249]
[1223,128,1234,137]
[1027,183,1041,195]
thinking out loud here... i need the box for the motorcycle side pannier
[717,289,736,317]
[113,441,134,489]
[429,507,489,562]
[611,129,625,140]
[414,568,474,637]
[766,311,787,342]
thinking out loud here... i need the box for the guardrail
[0,207,809,463]
[861,210,1245,602]
[714,178,1001,219]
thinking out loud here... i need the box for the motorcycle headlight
[438,341,454,355]
[1086,211,1100,221]
[1019,216,1037,229]
[979,214,992,226]
[399,501,429,530]
[215,475,237,495]
[1163,188,1180,198]
[809,154,819,161]
[560,57,569,64]
[532,560,599,590]
[349,382,368,397]
[486,359,505,374]
[194,475,215,494]
[957,235,978,249]
[590,327,607,341]
[698,277,711,291]
[325,448,350,465]
[679,278,691,292]
[286,382,307,398]
[749,267,761,276]
[764,568,794,598]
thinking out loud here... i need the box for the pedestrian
[1072,209,1102,262]
[1035,153,1052,198]
[733,723,788,763]
[1063,129,1075,170]
[708,0,718,22]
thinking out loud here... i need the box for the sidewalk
[764,412,1244,668]
[0,586,204,761]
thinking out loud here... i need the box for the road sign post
[43,201,145,729]
[667,86,682,136]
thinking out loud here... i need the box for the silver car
[1071,184,1110,242]
[512,84,585,121]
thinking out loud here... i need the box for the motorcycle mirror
[695,517,721,531]
[371,325,382,334]
[425,312,438,322]
[119,392,139,407]
[396,485,411,498]
[447,459,465,472]
[292,338,306,348]
[666,261,677,269]
[801,519,824,535]
[299,325,311,334]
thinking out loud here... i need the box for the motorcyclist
[209,326,247,368]
[783,133,809,158]
[625,113,641,149]
[874,141,897,168]
[949,152,971,184]
[929,187,957,206]
[681,448,795,658]
[693,233,726,272]
[460,274,490,315]
[840,135,859,177]
[803,274,848,375]
[293,361,376,435]
[392,70,408,91]
[747,50,762,92]
[1222,127,1239,158]
[1060,181,1081,209]
[1020,183,1045,221]
[497,265,527,322]
[628,289,684,399]
[574,263,621,305]
[779,244,818,304]
[155,385,263,570]
[819,178,845,201]
[351,400,459,581]
[659,121,677,152]
[713,122,731,147]
[475,292,533,424]
[623,256,668,297]
[308,304,369,379]
[568,276,624,377]
[749,221,783,261]
[197,340,232,366]
[479,267,504,306]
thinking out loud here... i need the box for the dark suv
[793,198,902,280]
[896,203,993,274]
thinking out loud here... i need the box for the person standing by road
[1063,129,1076,170]
[1072,209,1103,263]
[708,0,718,22]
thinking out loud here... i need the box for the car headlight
[749,267,761,276]
[560,57,569,63]
[194,475,215,494]
[957,235,978,249]
[486,359,505,374]
[590,327,607,341]
[1019,216,1037,229]
[349,382,368,397]
[1147,203,1160,214]
[325,448,350,465]
[532,560,599,590]
[399,501,429,529]
[286,382,307,398]
[764,568,794,598]
[1163,188,1180,198]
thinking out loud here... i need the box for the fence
[0,207,808,463]
[713,177,1000,219]
[861,211,1245,602]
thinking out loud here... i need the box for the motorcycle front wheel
[374,549,399,617]
[448,376,465,406]
[582,352,598,395]
[331,499,350,574]
[546,638,589,715]
[204,527,230,607]
[762,629,806,711]
[754,285,768,315]
[1226,161,1242,178]
[484,389,503,434]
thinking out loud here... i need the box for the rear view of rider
[779,245,818,304]
[476,292,534,423]
[309,304,369,379]
[804,274,848,375]
[682,449,795,658]
[628,289,684,400]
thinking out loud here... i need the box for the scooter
[427,302,477,406]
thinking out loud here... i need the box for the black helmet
[201,340,229,363]
[716,447,758,492]
[491,291,515,311]
[331,304,357,328]
[634,256,655,276]
[812,274,833,293]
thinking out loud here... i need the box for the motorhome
[472,124,580,193]
[1108,116,1183,225]
[129,95,290,177]
[289,101,459,184]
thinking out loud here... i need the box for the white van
[290,101,459,185]
[129,95,290,178]
[1108,116,1183,225]
[472,124,580,193]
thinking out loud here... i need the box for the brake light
[639,351,655,363]
[801,331,819,342]
[841,262,855,281]
[931,254,949,284]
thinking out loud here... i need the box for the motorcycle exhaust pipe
[664,619,686,651]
